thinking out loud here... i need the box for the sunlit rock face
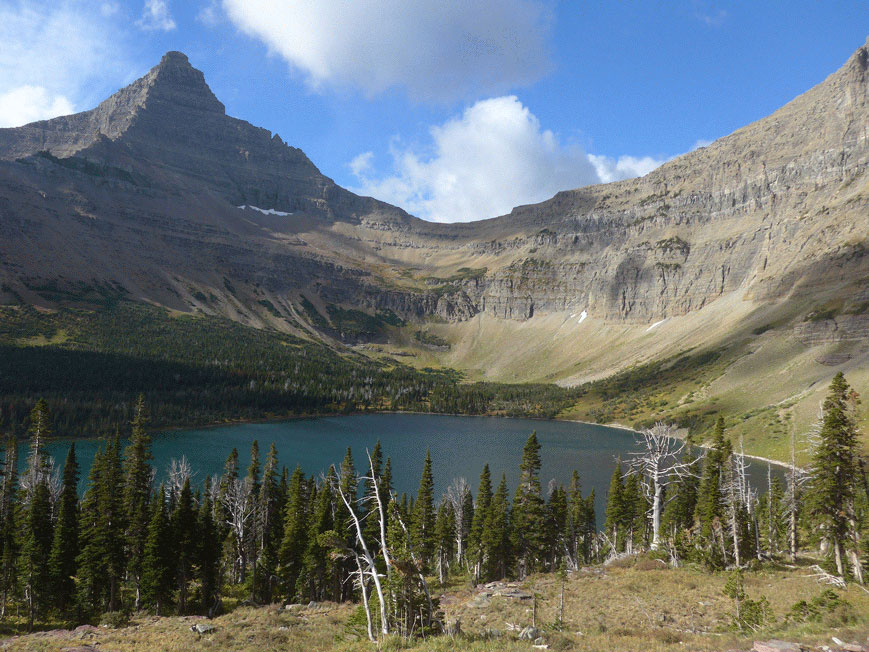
[0,41,867,336]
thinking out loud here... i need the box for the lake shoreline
[42,409,796,469]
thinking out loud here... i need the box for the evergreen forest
[0,374,866,643]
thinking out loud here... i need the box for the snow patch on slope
[577,310,587,324]
[645,318,668,332]
[238,204,293,217]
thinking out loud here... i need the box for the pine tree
[216,447,239,539]
[102,434,127,612]
[74,435,126,613]
[604,460,626,552]
[434,500,455,585]
[123,394,153,610]
[460,482,475,567]
[411,449,436,570]
[23,398,52,500]
[467,464,492,580]
[197,478,221,616]
[382,457,394,500]
[20,479,53,630]
[511,432,546,578]
[279,465,308,600]
[583,490,597,563]
[253,443,281,604]
[362,441,384,546]
[623,471,646,552]
[337,449,357,601]
[385,500,428,637]
[247,440,261,495]
[171,478,197,614]
[661,452,700,536]
[77,445,107,615]
[297,469,336,601]
[766,474,785,554]
[565,471,585,567]
[48,443,79,615]
[142,488,174,615]
[696,417,731,539]
[809,373,864,581]
[481,474,511,581]
[0,436,18,617]
[545,484,567,569]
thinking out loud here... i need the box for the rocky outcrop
[794,315,869,345]
[1,41,868,342]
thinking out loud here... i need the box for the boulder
[191,623,216,635]
[519,626,541,640]
[752,641,805,652]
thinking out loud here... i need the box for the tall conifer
[123,394,152,609]
[411,449,436,569]
[279,465,308,600]
[142,488,173,615]
[511,432,545,577]
[481,474,511,581]
[20,480,52,630]
[48,443,79,615]
[171,478,196,613]
[604,460,626,551]
[809,373,864,581]
[696,417,731,539]
[468,464,492,580]
[0,436,18,617]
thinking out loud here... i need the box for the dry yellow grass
[3,562,868,652]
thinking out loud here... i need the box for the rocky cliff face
[0,42,867,344]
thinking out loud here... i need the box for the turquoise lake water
[39,413,781,524]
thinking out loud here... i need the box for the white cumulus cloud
[137,0,176,31]
[350,95,602,222]
[221,0,551,102]
[349,96,687,222]
[0,87,75,128]
[588,154,666,184]
[0,1,127,127]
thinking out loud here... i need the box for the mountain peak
[140,51,225,115]
[159,50,191,66]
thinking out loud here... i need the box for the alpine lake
[39,413,783,525]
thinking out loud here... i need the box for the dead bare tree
[332,470,389,639]
[627,423,700,550]
[166,455,195,497]
[220,476,254,582]
[722,436,756,567]
[445,477,471,566]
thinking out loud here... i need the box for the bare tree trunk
[367,450,392,579]
[651,480,663,550]
[355,553,374,642]
[788,432,799,562]
[767,464,773,555]
[336,481,389,638]
[846,498,864,583]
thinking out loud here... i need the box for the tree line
[602,372,867,584]
[0,304,581,436]
[0,396,596,638]
[0,373,864,642]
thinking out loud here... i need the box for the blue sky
[1,1,867,222]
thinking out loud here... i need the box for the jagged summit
[0,51,225,161]
[161,50,190,65]
[140,50,226,115]
[0,50,413,222]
